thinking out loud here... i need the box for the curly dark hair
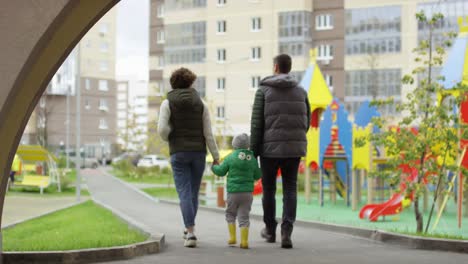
[170,67,197,89]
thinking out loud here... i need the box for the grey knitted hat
[232,133,250,150]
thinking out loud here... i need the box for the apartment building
[23,9,117,159]
[149,0,314,137]
[116,78,149,151]
[343,0,468,116]
[148,0,467,131]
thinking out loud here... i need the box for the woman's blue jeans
[171,152,206,228]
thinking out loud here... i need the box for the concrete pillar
[0,2,120,257]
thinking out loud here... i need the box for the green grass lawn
[113,169,175,185]
[7,187,90,197]
[142,187,178,200]
[2,201,148,251]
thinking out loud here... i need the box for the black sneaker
[260,228,276,243]
[183,230,188,239]
[184,234,197,248]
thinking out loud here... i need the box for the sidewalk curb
[2,239,161,264]
[158,199,468,254]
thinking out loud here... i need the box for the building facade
[116,78,149,151]
[149,0,315,138]
[312,0,345,99]
[148,0,166,147]
[23,9,117,159]
[147,0,467,133]
[343,0,468,118]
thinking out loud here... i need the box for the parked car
[137,155,170,169]
[112,152,142,166]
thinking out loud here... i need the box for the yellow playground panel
[14,145,60,194]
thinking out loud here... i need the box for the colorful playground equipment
[360,17,468,224]
[431,17,468,229]
[13,145,60,194]
[296,47,421,220]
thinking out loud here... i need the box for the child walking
[212,133,261,249]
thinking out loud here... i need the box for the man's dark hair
[170,67,197,89]
[273,54,292,73]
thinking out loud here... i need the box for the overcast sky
[116,0,149,81]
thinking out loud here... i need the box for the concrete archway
[0,0,120,234]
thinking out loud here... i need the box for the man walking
[250,54,310,248]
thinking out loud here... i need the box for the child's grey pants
[226,192,253,227]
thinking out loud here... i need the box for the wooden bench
[15,175,50,194]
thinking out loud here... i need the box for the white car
[137,155,170,169]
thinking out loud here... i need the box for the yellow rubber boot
[240,227,249,249]
[228,223,237,245]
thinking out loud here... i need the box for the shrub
[112,160,134,172]
[57,156,75,169]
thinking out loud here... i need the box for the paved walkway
[2,195,81,227]
[82,169,467,264]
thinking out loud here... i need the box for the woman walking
[158,67,220,248]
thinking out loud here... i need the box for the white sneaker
[184,234,197,248]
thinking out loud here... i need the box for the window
[100,42,109,52]
[251,17,262,31]
[99,119,108,129]
[85,99,91,110]
[100,61,109,72]
[316,14,334,30]
[217,20,226,33]
[157,56,165,69]
[99,80,109,91]
[345,6,401,55]
[251,76,261,89]
[157,4,165,18]
[164,21,206,64]
[216,106,225,119]
[217,0,226,6]
[278,11,312,57]
[217,77,226,91]
[85,79,91,90]
[317,45,333,60]
[217,49,226,62]
[99,23,109,35]
[325,74,333,90]
[99,99,108,111]
[157,30,165,44]
[251,47,261,60]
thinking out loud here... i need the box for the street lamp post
[66,84,70,169]
[75,45,81,202]
[101,140,106,166]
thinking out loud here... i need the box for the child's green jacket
[212,149,261,193]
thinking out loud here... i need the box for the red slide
[359,168,417,222]
[359,193,405,222]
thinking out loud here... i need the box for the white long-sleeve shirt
[157,99,220,161]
